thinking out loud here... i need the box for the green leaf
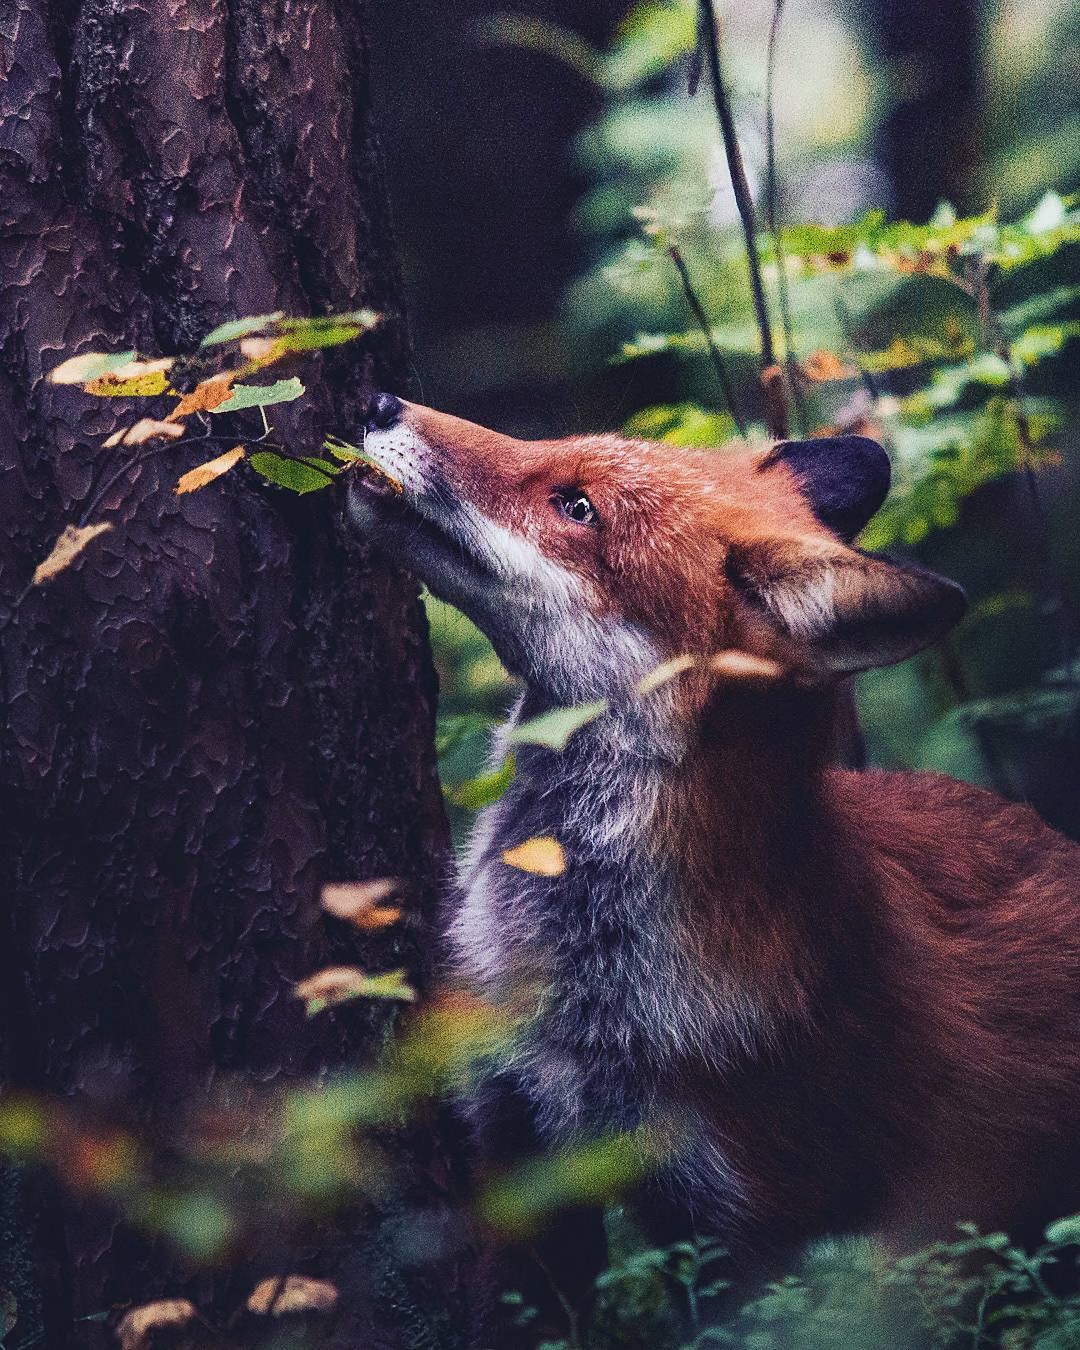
[624,402,737,447]
[249,452,334,494]
[446,754,516,810]
[212,377,304,412]
[324,434,363,462]
[275,309,381,353]
[436,713,495,758]
[1045,1214,1080,1246]
[509,700,609,752]
[199,312,285,346]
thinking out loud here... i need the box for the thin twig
[668,245,747,438]
[697,0,784,437]
[764,0,807,434]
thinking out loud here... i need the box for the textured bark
[0,0,460,1344]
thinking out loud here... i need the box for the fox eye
[552,490,597,526]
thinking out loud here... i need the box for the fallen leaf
[116,1300,197,1350]
[105,418,186,448]
[502,836,566,877]
[320,879,402,930]
[175,446,246,494]
[247,1274,339,1316]
[168,376,235,420]
[33,523,114,585]
[710,650,786,682]
[634,655,698,696]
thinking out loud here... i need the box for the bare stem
[698,0,782,436]
[668,245,747,438]
[764,0,806,434]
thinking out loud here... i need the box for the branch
[668,246,747,439]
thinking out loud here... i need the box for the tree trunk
[0,0,461,1344]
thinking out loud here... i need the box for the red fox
[349,393,1080,1334]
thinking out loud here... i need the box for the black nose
[365,391,402,431]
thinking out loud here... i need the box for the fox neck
[453,680,847,1124]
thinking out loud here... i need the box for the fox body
[348,396,1080,1302]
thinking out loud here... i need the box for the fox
[347,392,1080,1340]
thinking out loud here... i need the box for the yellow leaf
[84,364,172,397]
[710,650,786,682]
[247,1274,339,1316]
[116,1301,197,1350]
[799,350,856,383]
[502,836,566,877]
[634,654,698,696]
[105,418,186,447]
[320,879,403,930]
[175,446,246,494]
[32,523,113,585]
[168,376,235,420]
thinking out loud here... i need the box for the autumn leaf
[175,446,246,494]
[103,418,186,448]
[710,650,786,681]
[247,1274,339,1316]
[32,523,114,586]
[167,376,236,420]
[294,966,415,1015]
[84,358,173,398]
[635,654,698,696]
[320,879,403,930]
[800,350,857,382]
[48,350,135,384]
[502,836,566,876]
[116,1301,197,1350]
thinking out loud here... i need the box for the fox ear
[726,537,966,675]
[760,436,891,541]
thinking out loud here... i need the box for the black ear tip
[764,435,892,540]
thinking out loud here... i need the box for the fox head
[347,395,965,704]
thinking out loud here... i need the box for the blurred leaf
[0,1287,15,1341]
[295,966,415,1015]
[212,377,304,413]
[509,699,608,751]
[175,446,245,494]
[200,312,285,346]
[478,1132,646,1234]
[436,713,496,758]
[249,452,334,494]
[321,879,403,930]
[247,1274,339,1316]
[32,523,114,586]
[635,654,697,695]
[502,836,566,876]
[1045,1215,1080,1245]
[116,1300,197,1350]
[48,349,136,384]
[624,402,737,446]
[103,418,186,448]
[446,754,516,809]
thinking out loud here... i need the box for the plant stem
[668,245,747,438]
[764,0,807,434]
[697,0,784,436]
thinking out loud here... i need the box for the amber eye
[552,490,597,526]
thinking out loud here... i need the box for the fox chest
[451,782,710,1140]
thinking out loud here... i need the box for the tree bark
[0,0,461,1344]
